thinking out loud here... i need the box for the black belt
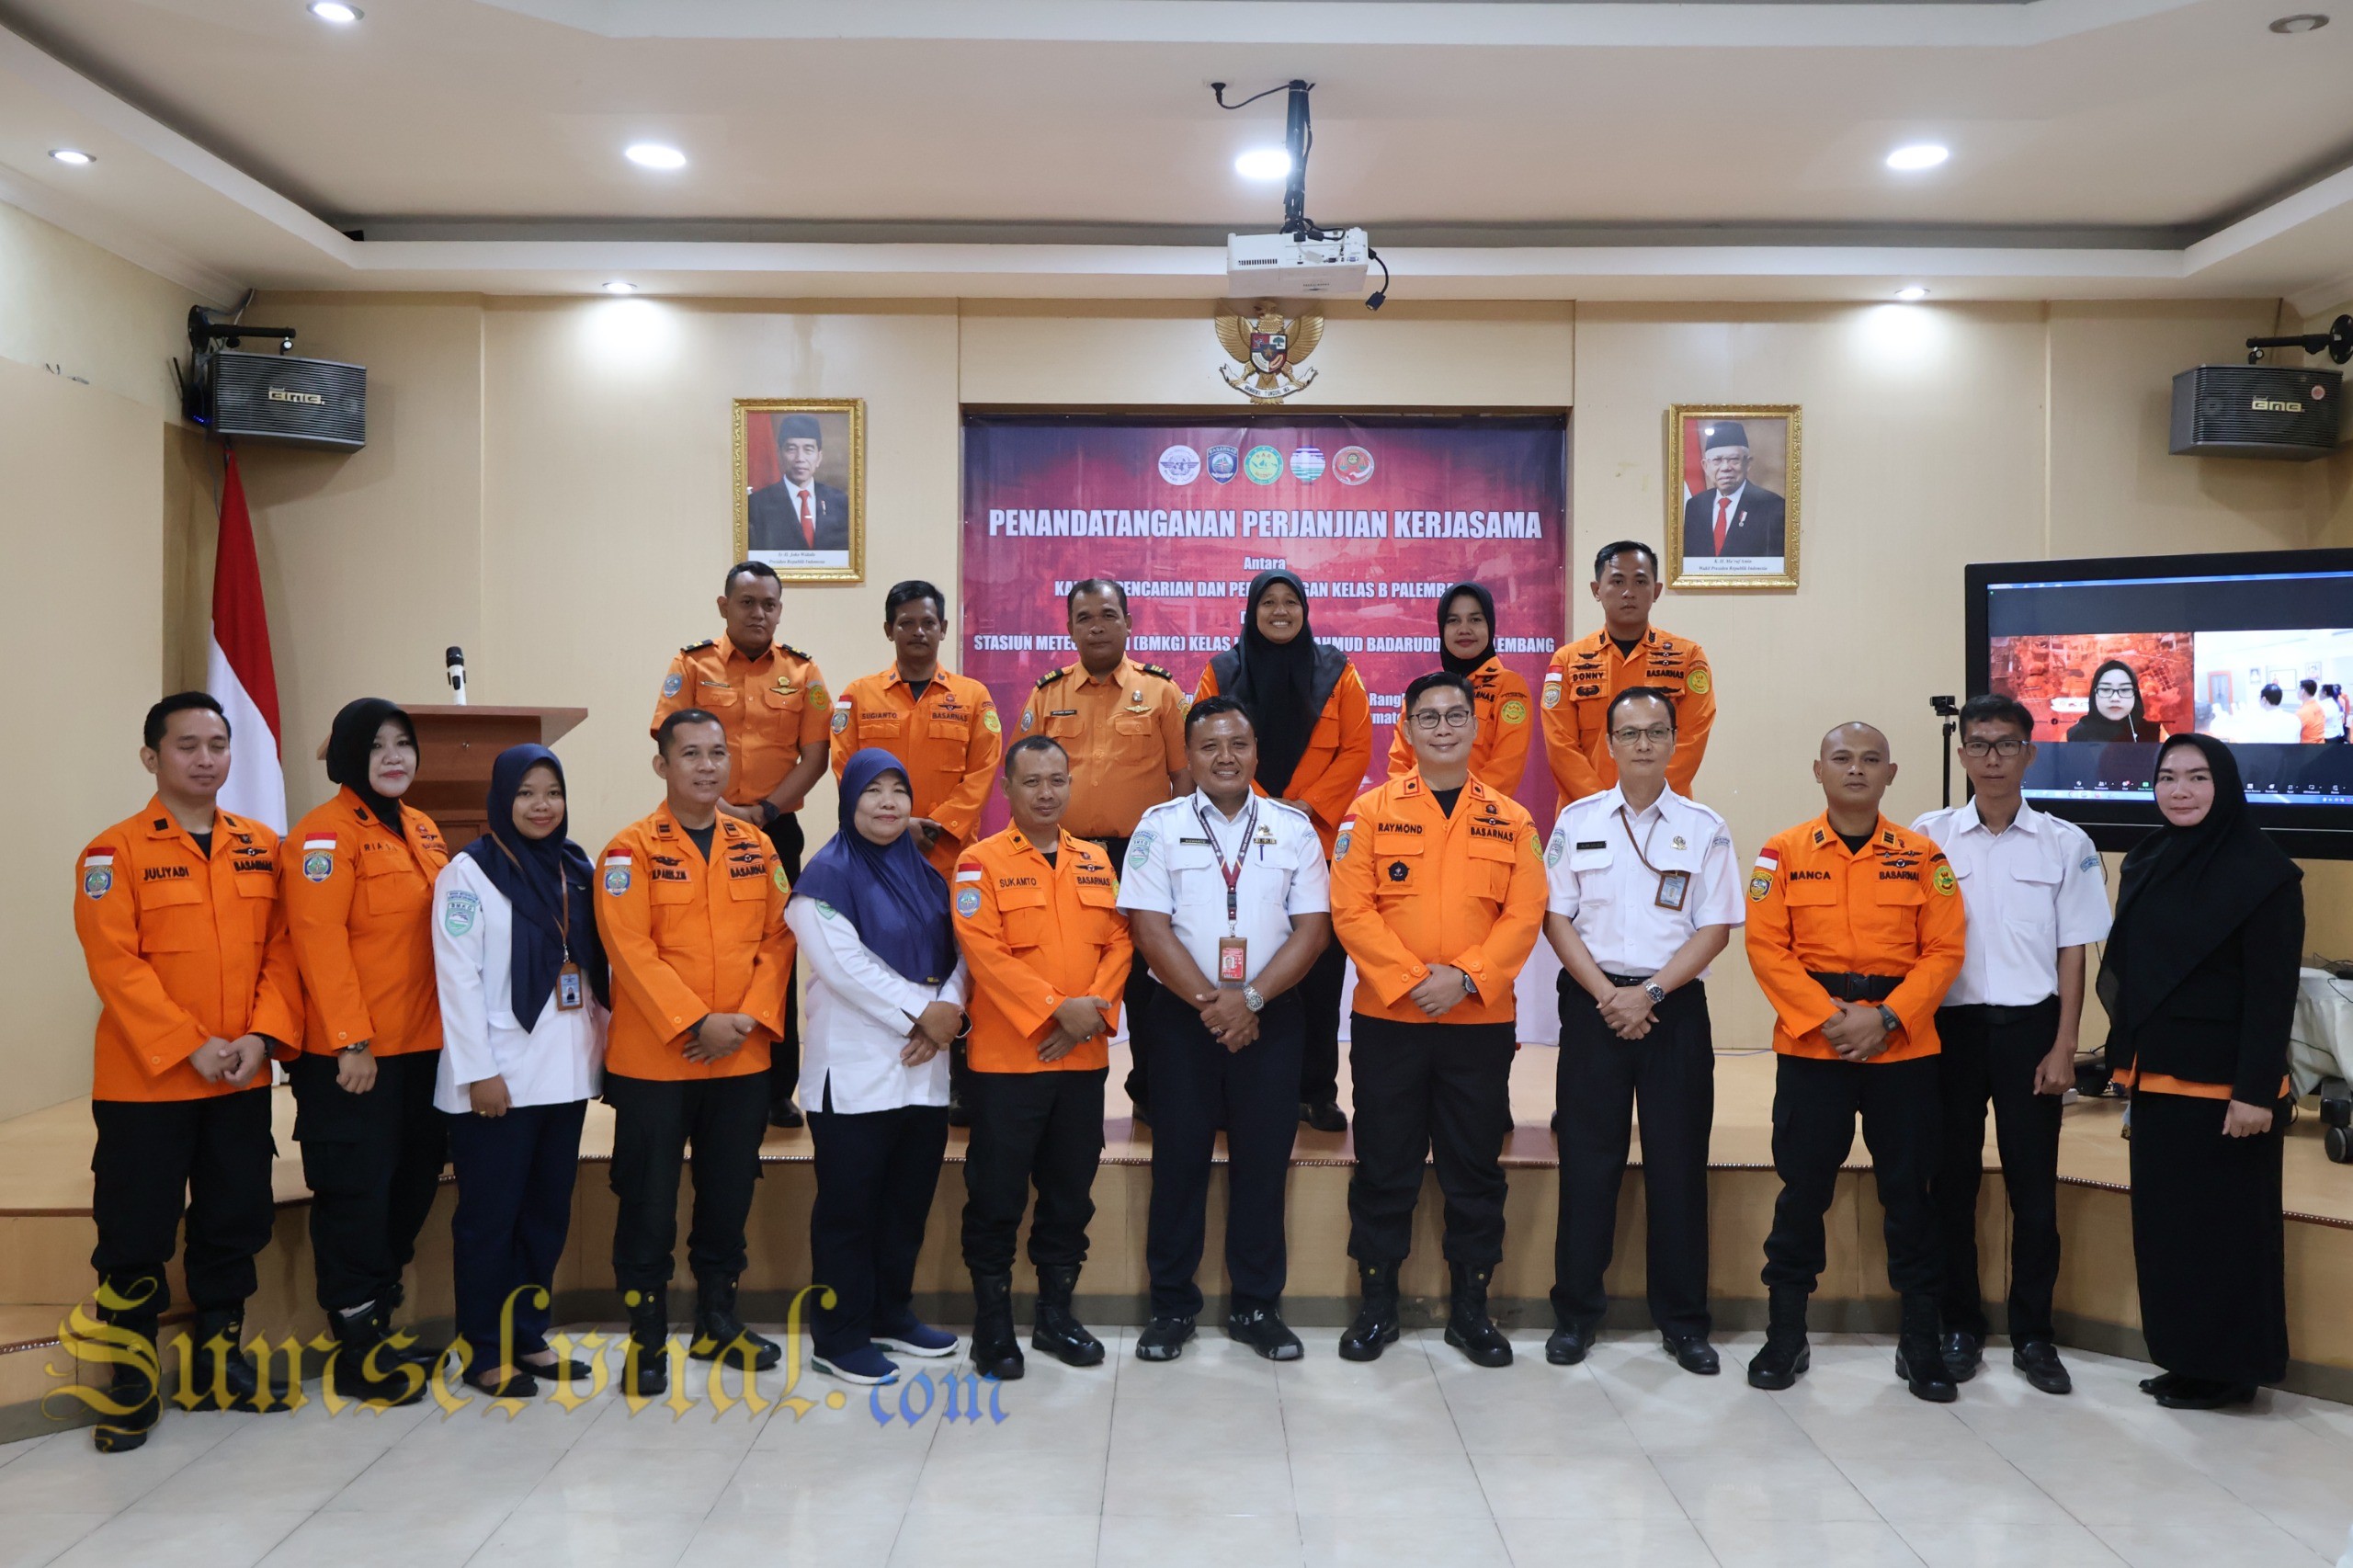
[1602,971,1657,989]
[1939,997,2059,1017]
[1808,971,1902,1004]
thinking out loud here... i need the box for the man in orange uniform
[1542,541,1716,804]
[1018,578,1189,1121]
[1330,672,1549,1369]
[654,560,831,1129]
[74,693,303,1452]
[1744,722,1968,1403]
[951,736,1132,1381]
[599,710,796,1394]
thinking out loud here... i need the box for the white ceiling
[4,0,2353,307]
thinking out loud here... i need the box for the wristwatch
[1242,985,1266,1014]
[1643,982,1668,1006]
[1461,972,1479,997]
[1876,1004,1901,1038]
[756,801,781,826]
[339,1040,369,1056]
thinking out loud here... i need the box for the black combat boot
[91,1312,161,1454]
[328,1305,428,1407]
[1030,1265,1105,1368]
[692,1275,780,1370]
[1443,1262,1513,1368]
[1337,1261,1401,1362]
[1745,1287,1811,1391]
[969,1270,1024,1381]
[1894,1295,1959,1403]
[190,1305,287,1413]
[623,1287,669,1396]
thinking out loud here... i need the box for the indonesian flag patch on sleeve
[1748,846,1779,903]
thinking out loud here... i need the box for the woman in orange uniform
[284,699,449,1403]
[1384,582,1533,793]
[1197,570,1372,1132]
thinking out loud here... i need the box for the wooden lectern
[314,705,586,846]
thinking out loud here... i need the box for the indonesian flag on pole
[206,449,286,833]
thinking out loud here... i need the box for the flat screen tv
[1964,548,2353,859]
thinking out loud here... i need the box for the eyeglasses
[1410,709,1474,733]
[1960,738,2026,758]
[1609,725,1674,746]
[2093,682,2135,699]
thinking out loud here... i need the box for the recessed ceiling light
[1234,147,1291,180]
[48,148,94,165]
[307,1,362,21]
[624,142,687,170]
[1886,143,1949,172]
[2270,13,2328,30]
[601,280,637,294]
[1895,285,1929,301]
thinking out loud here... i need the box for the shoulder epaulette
[1034,667,1066,690]
[1139,663,1176,681]
[680,638,716,653]
[777,641,812,661]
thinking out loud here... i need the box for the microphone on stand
[446,646,468,706]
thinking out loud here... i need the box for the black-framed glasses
[1960,738,2026,758]
[1410,709,1475,733]
[1609,725,1673,746]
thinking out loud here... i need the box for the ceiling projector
[1226,229,1370,296]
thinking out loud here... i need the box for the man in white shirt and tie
[745,414,848,556]
[1540,687,1744,1374]
[1912,693,2111,1396]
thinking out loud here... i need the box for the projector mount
[2245,313,2353,365]
[1211,78,1389,309]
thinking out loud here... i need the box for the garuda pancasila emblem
[1216,306,1324,403]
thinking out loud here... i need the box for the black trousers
[1144,986,1302,1317]
[1087,835,1163,1112]
[1761,1052,1942,1299]
[604,1071,768,1295]
[1553,976,1715,1339]
[1297,938,1348,1106]
[447,1097,586,1372]
[1347,1015,1517,1269]
[961,1067,1106,1275]
[290,1051,449,1313]
[1930,1000,2063,1340]
[807,1092,950,1357]
[90,1087,276,1320]
[761,811,805,1111]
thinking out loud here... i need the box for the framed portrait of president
[733,398,866,583]
[1663,404,1801,590]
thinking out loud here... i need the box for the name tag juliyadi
[1654,870,1689,912]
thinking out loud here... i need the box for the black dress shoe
[1544,1322,1594,1366]
[2011,1340,2072,1395]
[1894,1344,1960,1403]
[1663,1335,1720,1376]
[1136,1315,1196,1362]
[2138,1370,2181,1398]
[768,1101,805,1130]
[1940,1330,1983,1383]
[2154,1376,2258,1410]
[462,1367,540,1399]
[1300,1100,1347,1133]
[520,1355,596,1383]
[1225,1307,1304,1361]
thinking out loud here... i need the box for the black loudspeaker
[2169,364,2341,460]
[206,350,367,451]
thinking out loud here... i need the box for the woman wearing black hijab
[2098,733,2302,1409]
[284,699,452,1403]
[431,745,608,1397]
[2066,660,2165,743]
[1197,570,1373,1132]
[1383,582,1535,792]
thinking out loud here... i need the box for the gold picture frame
[732,397,867,583]
[1662,403,1801,590]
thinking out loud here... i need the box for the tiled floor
[1,1326,2347,1567]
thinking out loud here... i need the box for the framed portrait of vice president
[733,398,866,583]
[1663,404,1801,590]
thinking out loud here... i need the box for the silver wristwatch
[1643,983,1668,1006]
[1242,985,1266,1014]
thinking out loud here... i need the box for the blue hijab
[792,749,956,985]
[460,745,608,1028]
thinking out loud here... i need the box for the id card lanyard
[1197,798,1258,984]
[1617,804,1689,914]
[497,838,586,1011]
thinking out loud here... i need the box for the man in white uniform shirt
[1541,687,1744,1374]
[1912,693,2110,1396]
[1118,696,1332,1363]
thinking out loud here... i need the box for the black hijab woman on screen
[2066,659,2165,743]
[2097,733,2302,1409]
[1195,570,1373,1133]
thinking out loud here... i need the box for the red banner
[960,414,1569,826]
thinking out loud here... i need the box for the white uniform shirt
[788,893,971,1114]
[430,855,607,1114]
[1543,786,1743,977]
[1911,799,2111,1007]
[1117,791,1330,988]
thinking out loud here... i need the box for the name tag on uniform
[1654,870,1689,912]
[1217,936,1248,985]
[557,962,585,1011]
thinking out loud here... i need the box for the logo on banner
[1215,304,1324,403]
[1334,446,1375,484]
[1290,447,1326,483]
[1206,445,1239,483]
[1243,446,1283,484]
[1157,445,1201,485]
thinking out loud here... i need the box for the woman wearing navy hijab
[431,744,609,1398]
[789,748,972,1385]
